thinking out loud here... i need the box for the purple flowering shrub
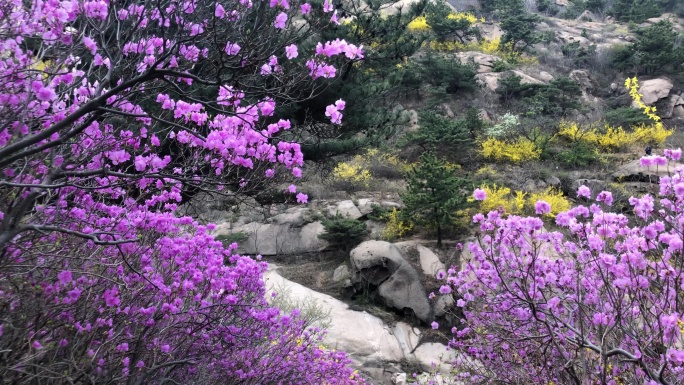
[0,0,365,383]
[447,151,684,384]
[2,214,359,383]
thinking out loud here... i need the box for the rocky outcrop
[263,267,458,385]
[328,200,363,219]
[350,241,433,323]
[333,264,352,286]
[570,70,594,93]
[417,245,445,276]
[537,71,555,82]
[476,70,543,92]
[556,30,590,45]
[664,93,684,118]
[613,159,684,182]
[215,207,329,256]
[637,78,674,105]
[575,10,599,22]
[570,178,606,194]
[214,198,407,256]
[455,51,499,73]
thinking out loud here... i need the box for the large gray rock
[613,158,684,182]
[225,215,328,256]
[637,78,673,105]
[674,105,684,119]
[455,51,499,73]
[328,200,363,219]
[417,245,445,276]
[356,198,378,216]
[413,343,458,373]
[537,71,554,82]
[270,207,309,225]
[333,264,352,283]
[569,70,594,93]
[264,266,461,384]
[545,175,562,188]
[570,178,606,195]
[392,372,408,385]
[434,295,455,318]
[351,241,433,323]
[664,94,684,118]
[350,241,406,285]
[263,267,405,376]
[557,31,590,46]
[378,263,433,323]
[393,322,421,358]
[476,70,542,92]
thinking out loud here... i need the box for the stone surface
[537,71,554,82]
[441,103,455,118]
[270,206,309,225]
[333,264,352,283]
[350,241,433,323]
[378,263,433,323]
[393,322,421,358]
[350,241,406,284]
[674,105,684,119]
[392,373,407,385]
[381,200,403,209]
[476,70,542,92]
[570,179,607,196]
[328,200,363,219]
[478,22,503,40]
[434,295,455,318]
[664,94,684,118]
[413,343,458,373]
[228,220,328,256]
[637,78,673,105]
[576,10,598,22]
[263,267,405,371]
[545,175,562,188]
[356,198,379,216]
[613,159,684,182]
[556,30,590,45]
[417,245,445,276]
[263,266,459,385]
[455,51,499,73]
[569,70,594,92]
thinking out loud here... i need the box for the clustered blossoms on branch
[0,0,365,383]
[444,150,684,384]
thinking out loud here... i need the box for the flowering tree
[0,0,366,383]
[447,150,684,384]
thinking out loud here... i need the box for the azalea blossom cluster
[445,150,684,384]
[0,0,364,383]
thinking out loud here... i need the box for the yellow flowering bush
[382,208,414,240]
[556,120,672,151]
[428,40,462,51]
[408,12,483,32]
[332,162,371,187]
[474,185,570,218]
[632,123,672,144]
[474,184,525,214]
[481,136,541,162]
[331,149,409,189]
[528,188,571,217]
[363,148,411,174]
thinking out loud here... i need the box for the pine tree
[401,152,469,247]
